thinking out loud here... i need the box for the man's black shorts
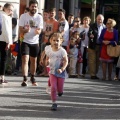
[21,42,39,57]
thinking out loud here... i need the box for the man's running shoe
[0,80,8,84]
[21,81,28,87]
[30,77,38,86]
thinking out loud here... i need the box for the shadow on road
[0,77,120,119]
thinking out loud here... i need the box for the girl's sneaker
[51,103,57,111]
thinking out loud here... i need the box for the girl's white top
[45,46,67,78]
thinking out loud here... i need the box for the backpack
[0,14,2,35]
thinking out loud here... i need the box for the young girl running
[45,32,68,111]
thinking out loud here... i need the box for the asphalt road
[0,74,120,120]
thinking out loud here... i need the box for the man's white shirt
[19,12,43,44]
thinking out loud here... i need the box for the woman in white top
[80,16,91,77]
[0,3,13,83]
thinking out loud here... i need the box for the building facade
[101,0,120,23]
[19,0,120,23]
[44,0,80,18]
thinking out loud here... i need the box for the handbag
[107,42,120,57]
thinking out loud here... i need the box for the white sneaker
[46,86,51,95]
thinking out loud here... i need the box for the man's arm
[19,26,30,34]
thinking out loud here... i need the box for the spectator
[41,8,58,52]
[68,13,74,29]
[68,36,78,77]
[69,17,84,37]
[58,8,69,50]
[88,14,105,79]
[80,16,91,77]
[69,17,85,76]
[0,3,13,83]
[113,18,120,81]
[99,18,118,80]
[42,9,49,34]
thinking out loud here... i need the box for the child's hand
[45,59,49,66]
[90,34,94,38]
[39,60,43,66]
[57,69,62,74]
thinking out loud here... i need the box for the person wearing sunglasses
[99,18,118,81]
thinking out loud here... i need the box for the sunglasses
[106,22,111,25]
[70,38,76,40]
[75,21,80,22]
